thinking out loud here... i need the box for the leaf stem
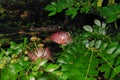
[85,51,94,80]
[97,52,120,78]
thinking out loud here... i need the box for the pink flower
[28,48,51,61]
[28,52,37,61]
[50,31,72,45]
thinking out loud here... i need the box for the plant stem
[97,52,120,78]
[85,51,94,80]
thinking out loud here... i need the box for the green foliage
[0,38,59,80]
[45,0,96,18]
[56,19,120,79]
[100,4,120,23]
[45,0,120,25]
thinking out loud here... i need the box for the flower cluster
[28,48,51,61]
[50,31,72,45]
[28,31,72,62]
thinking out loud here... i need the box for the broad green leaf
[104,68,116,79]
[45,64,59,72]
[101,22,106,28]
[57,7,62,13]
[48,10,57,16]
[89,69,98,76]
[95,40,102,49]
[112,46,120,58]
[115,65,120,73]
[106,42,118,54]
[57,57,67,64]
[52,70,63,76]
[100,4,120,23]
[0,67,11,80]
[9,64,23,74]
[61,64,71,71]
[107,47,117,54]
[51,2,57,6]
[45,5,56,11]
[107,15,118,23]
[60,72,70,80]
[71,10,77,19]
[102,30,106,35]
[89,40,95,47]
[99,63,109,72]
[100,7,112,17]
[32,65,40,71]
[100,42,108,50]
[83,25,93,32]
[18,59,30,66]
[94,19,101,26]
[39,59,48,66]
[10,74,18,80]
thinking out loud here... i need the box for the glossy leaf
[83,25,93,32]
[100,42,108,50]
[106,42,118,54]
[45,5,56,11]
[89,40,95,47]
[48,11,57,16]
[95,40,102,49]
[101,22,106,28]
[45,64,59,72]
[94,19,101,26]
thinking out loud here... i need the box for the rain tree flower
[50,31,72,45]
[28,47,51,61]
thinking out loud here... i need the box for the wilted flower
[28,48,51,61]
[38,43,44,48]
[50,31,72,45]
[30,36,38,42]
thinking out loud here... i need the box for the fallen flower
[50,31,72,45]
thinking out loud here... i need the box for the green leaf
[32,65,40,71]
[83,25,93,32]
[28,76,35,80]
[45,64,59,72]
[101,22,106,28]
[99,63,109,72]
[100,4,120,23]
[71,10,77,19]
[48,10,57,16]
[39,59,48,66]
[106,42,118,54]
[9,64,23,74]
[60,72,70,80]
[95,40,102,49]
[94,19,101,26]
[100,42,108,50]
[18,59,30,66]
[52,70,63,76]
[45,5,56,11]
[65,7,78,19]
[89,40,95,47]
[107,15,118,23]
[57,7,63,13]
[57,56,67,64]
[112,46,120,58]
[0,67,11,80]
[62,64,73,71]
[51,2,57,6]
